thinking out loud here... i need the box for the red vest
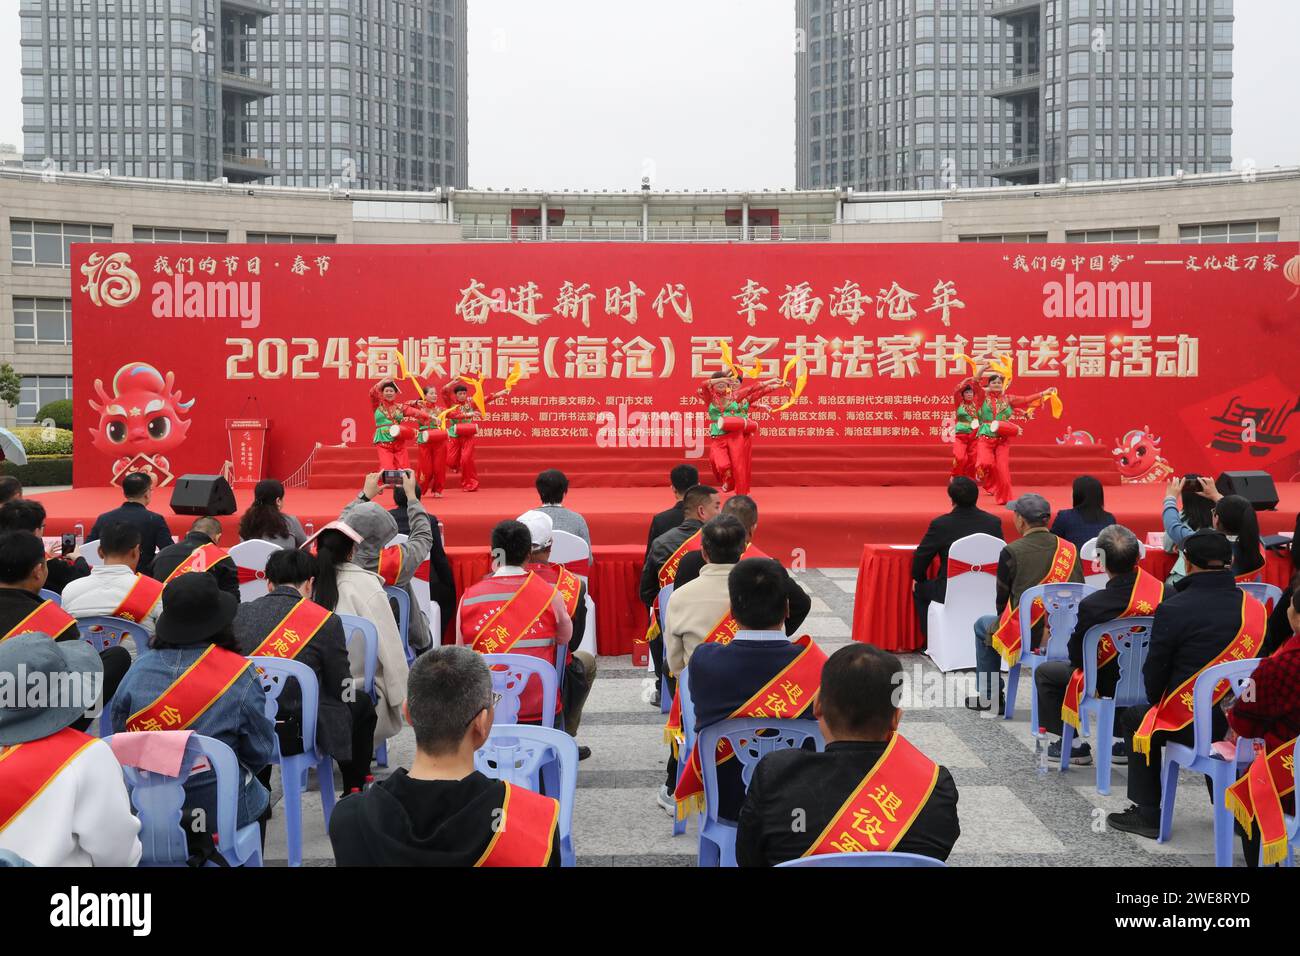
[459,573,561,723]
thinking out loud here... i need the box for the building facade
[796,0,1235,191]
[18,0,468,191]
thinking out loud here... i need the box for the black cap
[1182,529,1233,570]
[155,571,238,645]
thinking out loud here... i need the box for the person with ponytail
[306,521,409,746]
[238,479,307,549]
[1207,492,1266,582]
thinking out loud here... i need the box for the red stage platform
[31,481,1300,569]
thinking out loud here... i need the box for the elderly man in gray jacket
[340,471,436,652]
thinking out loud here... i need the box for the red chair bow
[947,558,989,577]
[236,567,267,584]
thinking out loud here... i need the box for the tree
[0,364,22,410]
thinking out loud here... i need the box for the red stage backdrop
[71,242,1300,487]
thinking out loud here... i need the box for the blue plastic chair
[697,717,825,867]
[657,584,673,714]
[777,851,947,868]
[671,665,700,837]
[1004,582,1096,725]
[481,652,558,730]
[1059,616,1155,794]
[1158,658,1261,867]
[1237,582,1282,614]
[106,732,262,867]
[38,588,62,605]
[249,656,336,868]
[475,724,578,866]
[384,585,414,664]
[338,614,382,767]
[77,615,150,653]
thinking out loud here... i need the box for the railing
[984,0,1043,13]
[220,70,272,92]
[989,154,1041,173]
[989,71,1042,94]
[283,443,320,490]
[459,223,835,242]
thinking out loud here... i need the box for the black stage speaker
[169,474,237,516]
[1215,471,1279,511]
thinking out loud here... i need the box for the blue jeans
[973,614,1003,702]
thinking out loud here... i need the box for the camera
[381,469,407,487]
[61,533,77,556]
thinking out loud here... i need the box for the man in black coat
[234,549,376,795]
[87,472,174,576]
[149,516,240,600]
[644,465,700,562]
[911,476,1003,636]
[1108,530,1267,838]
[737,643,960,865]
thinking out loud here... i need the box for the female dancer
[441,373,512,493]
[698,370,786,495]
[370,379,421,472]
[973,363,1059,505]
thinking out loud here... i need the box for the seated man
[1034,524,1166,767]
[60,521,165,639]
[0,634,142,867]
[968,493,1083,715]
[1108,530,1268,838]
[535,468,591,548]
[234,549,378,796]
[911,476,1003,637]
[87,471,173,576]
[0,476,21,505]
[645,465,700,561]
[517,510,595,751]
[0,531,130,731]
[0,498,92,594]
[329,647,560,867]
[456,520,572,725]
[677,558,828,822]
[737,643,960,865]
[150,516,240,600]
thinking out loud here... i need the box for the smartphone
[61,533,77,556]
[381,469,405,487]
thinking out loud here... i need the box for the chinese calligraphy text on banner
[71,242,1300,487]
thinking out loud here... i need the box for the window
[12,297,73,345]
[245,232,337,244]
[1065,227,1161,244]
[1178,220,1281,244]
[958,233,1049,243]
[132,227,230,243]
[10,220,113,267]
[18,376,73,425]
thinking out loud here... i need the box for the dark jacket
[42,555,92,595]
[233,586,355,763]
[388,505,457,641]
[673,550,813,637]
[329,769,560,867]
[640,518,704,606]
[150,531,240,601]
[1066,570,1162,671]
[645,502,685,560]
[1050,508,1118,550]
[0,585,80,642]
[736,739,960,866]
[687,636,818,822]
[1144,570,1254,706]
[911,505,1004,598]
[995,528,1085,648]
[88,501,174,576]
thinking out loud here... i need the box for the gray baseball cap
[1006,493,1052,523]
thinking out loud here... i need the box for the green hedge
[9,427,73,456]
[33,399,73,430]
[2,455,72,487]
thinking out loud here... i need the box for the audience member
[644,465,700,560]
[237,478,307,548]
[736,643,960,865]
[389,484,456,640]
[0,498,91,594]
[60,521,165,638]
[340,471,436,652]
[1107,530,1268,838]
[1160,474,1216,586]
[150,516,240,600]
[456,520,571,724]
[87,472,173,576]
[1033,524,1166,766]
[0,634,142,866]
[0,476,21,505]
[535,468,591,548]
[677,558,827,822]
[110,572,277,860]
[911,476,1003,635]
[968,494,1083,714]
[1211,493,1266,581]
[329,648,560,866]
[235,548,377,795]
[1050,475,1118,549]
[310,520,410,748]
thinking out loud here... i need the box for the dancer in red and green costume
[370,379,423,472]
[407,377,448,498]
[699,371,785,495]
[971,359,1060,505]
[950,368,985,480]
[441,374,512,494]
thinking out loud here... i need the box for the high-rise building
[18,0,468,191]
[796,0,1235,191]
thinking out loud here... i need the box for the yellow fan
[502,361,525,393]
[393,350,426,401]
[460,373,488,416]
[771,358,809,414]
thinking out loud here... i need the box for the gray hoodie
[339,499,435,650]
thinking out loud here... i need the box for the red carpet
[33,481,1299,568]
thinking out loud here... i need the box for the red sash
[1133,592,1266,761]
[1225,737,1297,866]
[638,530,704,646]
[1,599,78,643]
[164,543,231,583]
[0,727,96,833]
[111,574,165,624]
[664,608,743,754]
[125,645,250,732]
[990,537,1078,667]
[473,782,560,867]
[251,597,332,660]
[801,733,940,856]
[673,634,827,818]
[526,563,582,618]
[467,572,557,656]
[1062,569,1166,731]
[377,546,404,587]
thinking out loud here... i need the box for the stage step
[307,442,1118,490]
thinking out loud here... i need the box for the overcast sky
[1,0,1297,188]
